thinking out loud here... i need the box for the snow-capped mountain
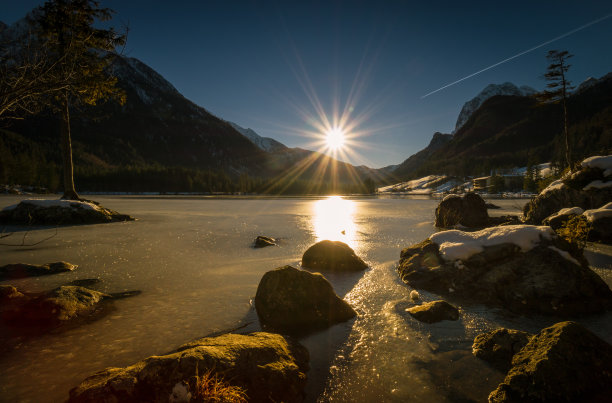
[576,73,612,94]
[454,82,536,132]
[227,122,287,152]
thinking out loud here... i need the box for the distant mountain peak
[227,121,287,152]
[454,82,535,132]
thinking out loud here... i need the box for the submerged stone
[254,235,276,248]
[0,261,77,281]
[406,300,459,323]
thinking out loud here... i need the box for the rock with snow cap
[523,155,612,225]
[0,199,134,225]
[397,225,612,315]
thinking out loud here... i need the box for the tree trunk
[563,97,571,171]
[60,92,79,200]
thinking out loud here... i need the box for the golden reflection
[313,196,357,249]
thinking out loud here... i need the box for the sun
[326,127,345,150]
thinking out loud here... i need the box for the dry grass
[190,368,248,403]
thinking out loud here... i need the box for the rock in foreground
[489,321,612,402]
[406,300,459,323]
[472,328,532,372]
[255,265,356,334]
[0,261,77,281]
[398,225,612,315]
[68,332,309,403]
[435,192,489,228]
[301,240,368,272]
[0,199,134,225]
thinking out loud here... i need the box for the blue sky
[3,1,612,168]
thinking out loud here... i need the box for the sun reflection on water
[313,196,357,249]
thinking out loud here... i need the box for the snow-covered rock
[397,228,611,315]
[454,82,536,132]
[430,225,554,262]
[0,198,134,225]
[583,202,612,222]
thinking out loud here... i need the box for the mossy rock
[489,321,612,402]
[68,332,309,403]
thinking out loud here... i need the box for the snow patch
[3,199,100,212]
[430,225,554,262]
[583,202,612,222]
[377,175,449,193]
[583,180,612,191]
[581,155,612,173]
[545,207,584,222]
[540,178,566,195]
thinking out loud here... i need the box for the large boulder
[397,225,612,315]
[301,240,368,272]
[0,199,134,225]
[405,300,459,323]
[68,332,309,403]
[523,155,612,225]
[489,321,612,402]
[0,261,77,281]
[472,328,532,372]
[435,192,489,228]
[255,265,356,334]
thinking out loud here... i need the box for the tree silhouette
[538,50,574,170]
[34,0,126,199]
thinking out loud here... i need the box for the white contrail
[421,13,612,99]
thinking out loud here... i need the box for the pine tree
[34,0,126,199]
[537,50,574,171]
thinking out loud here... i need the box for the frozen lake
[0,195,611,402]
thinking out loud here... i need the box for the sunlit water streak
[0,195,610,402]
[312,196,357,249]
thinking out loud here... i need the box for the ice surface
[430,225,554,261]
[0,196,609,403]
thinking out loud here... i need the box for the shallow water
[0,195,610,402]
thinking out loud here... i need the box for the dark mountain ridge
[393,74,612,180]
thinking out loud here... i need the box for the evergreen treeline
[0,131,377,195]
